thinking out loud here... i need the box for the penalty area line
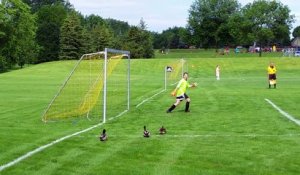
[0,110,128,172]
[136,89,166,108]
[265,98,300,126]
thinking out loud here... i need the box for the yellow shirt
[176,78,190,96]
[268,66,276,74]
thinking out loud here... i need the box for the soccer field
[1,51,300,174]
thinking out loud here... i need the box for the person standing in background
[216,65,220,80]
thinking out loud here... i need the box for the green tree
[153,27,188,49]
[106,18,130,37]
[81,15,116,53]
[137,18,154,58]
[0,55,7,72]
[36,4,67,62]
[0,2,10,71]
[81,28,93,53]
[59,12,84,60]
[227,12,250,46]
[0,0,38,70]
[90,24,113,52]
[124,26,154,58]
[239,0,294,56]
[0,2,9,49]
[105,19,131,50]
[292,26,300,38]
[152,30,173,49]
[83,14,106,31]
[124,26,143,58]
[187,0,239,48]
[138,17,147,30]
[22,0,72,12]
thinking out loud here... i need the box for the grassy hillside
[0,50,300,175]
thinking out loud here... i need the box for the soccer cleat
[166,110,172,113]
[185,110,190,113]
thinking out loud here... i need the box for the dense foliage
[35,4,67,62]
[153,27,188,50]
[0,0,296,71]
[0,0,38,71]
[187,0,294,50]
[238,0,293,51]
[187,0,240,48]
[292,26,300,38]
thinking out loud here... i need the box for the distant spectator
[235,47,240,53]
[161,47,166,54]
[216,65,220,80]
[225,47,230,55]
[219,48,224,55]
[272,45,277,52]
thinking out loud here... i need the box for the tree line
[0,0,154,72]
[0,0,298,72]
[154,0,297,53]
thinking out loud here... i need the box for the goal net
[131,58,188,108]
[165,58,188,89]
[42,48,130,123]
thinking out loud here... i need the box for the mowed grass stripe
[173,136,300,174]
[0,58,180,170]
[265,99,300,126]
[1,54,300,174]
[2,131,139,174]
[42,135,141,175]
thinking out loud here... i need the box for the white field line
[170,81,178,86]
[78,133,300,138]
[0,110,128,172]
[136,89,166,108]
[108,110,128,121]
[265,98,300,126]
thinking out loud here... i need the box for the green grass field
[1,50,300,175]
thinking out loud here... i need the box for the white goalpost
[42,48,130,123]
[103,48,130,123]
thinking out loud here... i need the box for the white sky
[69,0,300,33]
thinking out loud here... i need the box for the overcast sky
[69,0,300,33]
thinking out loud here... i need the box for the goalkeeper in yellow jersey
[167,72,197,113]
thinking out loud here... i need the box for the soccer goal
[42,48,130,123]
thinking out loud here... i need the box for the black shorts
[176,93,189,101]
[269,74,276,80]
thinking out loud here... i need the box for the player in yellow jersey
[166,72,197,113]
[267,62,277,89]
